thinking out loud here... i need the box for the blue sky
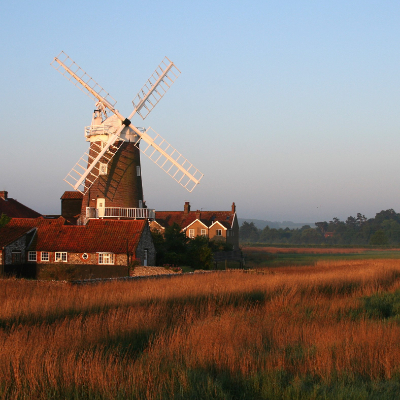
[1,1,400,223]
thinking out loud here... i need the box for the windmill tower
[51,52,203,223]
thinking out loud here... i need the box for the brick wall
[61,199,83,219]
[80,141,144,220]
[30,251,129,266]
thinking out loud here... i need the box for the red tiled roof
[0,197,41,218]
[61,191,83,200]
[154,210,235,230]
[21,218,147,253]
[0,226,36,248]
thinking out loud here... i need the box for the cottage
[0,225,37,275]
[150,202,240,250]
[2,217,155,277]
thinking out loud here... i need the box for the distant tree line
[240,209,400,246]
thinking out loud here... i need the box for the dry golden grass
[2,259,400,398]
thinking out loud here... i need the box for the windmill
[51,52,203,223]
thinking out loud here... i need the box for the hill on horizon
[238,218,313,230]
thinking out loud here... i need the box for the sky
[1,0,400,223]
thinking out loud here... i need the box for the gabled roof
[0,226,36,249]
[210,220,230,230]
[0,194,41,218]
[8,217,147,254]
[154,210,235,230]
[182,218,209,231]
[61,191,83,200]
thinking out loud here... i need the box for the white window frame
[28,251,37,262]
[55,252,67,262]
[189,229,195,238]
[98,253,114,265]
[41,252,49,262]
[201,229,207,236]
[216,229,222,236]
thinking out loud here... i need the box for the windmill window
[55,252,67,262]
[136,166,141,176]
[216,229,222,236]
[28,251,37,262]
[41,252,49,262]
[99,163,107,175]
[189,229,195,238]
[98,253,114,264]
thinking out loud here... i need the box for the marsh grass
[2,259,400,398]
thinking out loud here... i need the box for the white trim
[55,252,67,262]
[216,229,222,236]
[201,229,207,236]
[188,229,195,238]
[182,218,208,231]
[209,220,228,230]
[230,212,236,229]
[98,253,115,264]
[41,251,49,262]
[150,220,165,231]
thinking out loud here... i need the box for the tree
[346,216,357,230]
[369,230,389,245]
[356,213,367,227]
[315,221,328,234]
[239,222,260,242]
[0,213,10,228]
[187,236,213,270]
[300,228,324,244]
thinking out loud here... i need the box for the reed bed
[243,246,400,254]
[2,259,400,399]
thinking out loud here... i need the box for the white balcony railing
[86,207,155,220]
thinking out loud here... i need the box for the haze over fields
[1,1,400,222]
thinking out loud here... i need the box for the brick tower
[79,111,146,223]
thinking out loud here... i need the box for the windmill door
[97,198,105,218]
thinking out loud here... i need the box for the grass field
[243,246,400,269]
[3,252,400,398]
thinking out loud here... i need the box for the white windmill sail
[132,57,181,120]
[137,128,203,192]
[52,52,203,193]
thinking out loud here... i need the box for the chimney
[0,191,8,200]
[184,201,190,214]
[231,202,236,213]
